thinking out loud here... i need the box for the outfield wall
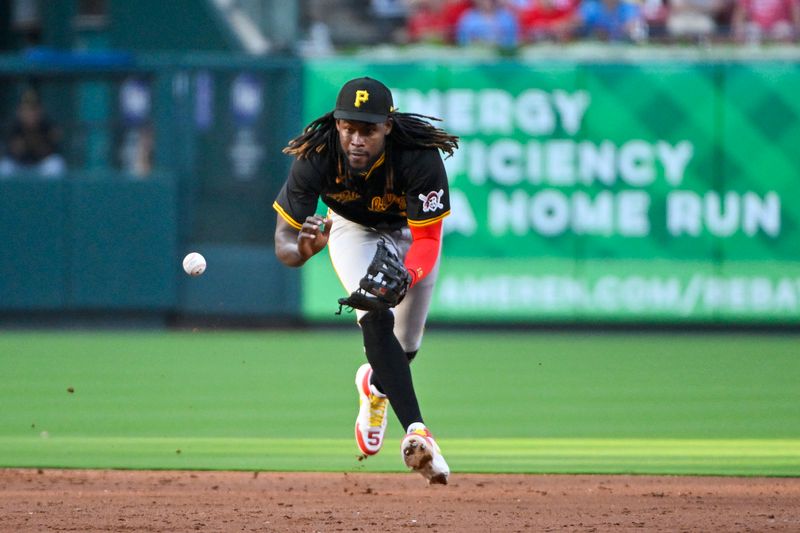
[0,54,302,322]
[302,59,800,325]
[1,53,799,326]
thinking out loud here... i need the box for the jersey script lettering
[370,193,406,212]
[327,191,362,203]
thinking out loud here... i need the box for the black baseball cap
[333,77,394,123]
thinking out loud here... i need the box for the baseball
[182,252,206,276]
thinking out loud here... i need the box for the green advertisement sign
[301,60,800,323]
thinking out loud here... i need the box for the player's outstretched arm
[274,214,332,267]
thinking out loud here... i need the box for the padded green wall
[0,175,177,311]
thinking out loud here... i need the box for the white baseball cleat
[401,422,450,485]
[354,363,388,456]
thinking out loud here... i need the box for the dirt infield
[1,469,799,532]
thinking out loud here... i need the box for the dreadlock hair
[282,110,459,194]
[283,111,459,160]
[282,111,338,160]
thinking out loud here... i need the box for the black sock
[360,310,423,430]
[370,350,418,395]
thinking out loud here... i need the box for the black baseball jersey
[273,146,450,231]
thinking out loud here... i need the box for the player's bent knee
[359,309,394,328]
[360,310,397,348]
[360,310,397,352]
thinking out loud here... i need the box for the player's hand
[297,215,332,261]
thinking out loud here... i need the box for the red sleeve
[405,220,442,287]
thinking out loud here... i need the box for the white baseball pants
[326,211,439,353]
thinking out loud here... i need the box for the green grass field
[1,330,799,476]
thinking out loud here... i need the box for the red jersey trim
[407,210,450,228]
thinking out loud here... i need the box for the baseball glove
[336,239,412,313]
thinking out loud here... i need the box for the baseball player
[272,77,458,484]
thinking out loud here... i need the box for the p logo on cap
[333,77,394,124]
[354,90,369,108]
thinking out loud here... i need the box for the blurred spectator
[371,0,410,43]
[400,0,473,44]
[666,0,727,41]
[405,0,451,43]
[0,89,66,179]
[712,0,738,37]
[732,0,800,43]
[456,0,521,47]
[10,0,43,47]
[118,125,154,178]
[518,0,580,42]
[575,0,647,42]
[442,0,475,42]
[298,0,335,55]
[641,0,670,40]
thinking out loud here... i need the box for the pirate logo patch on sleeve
[419,189,445,213]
